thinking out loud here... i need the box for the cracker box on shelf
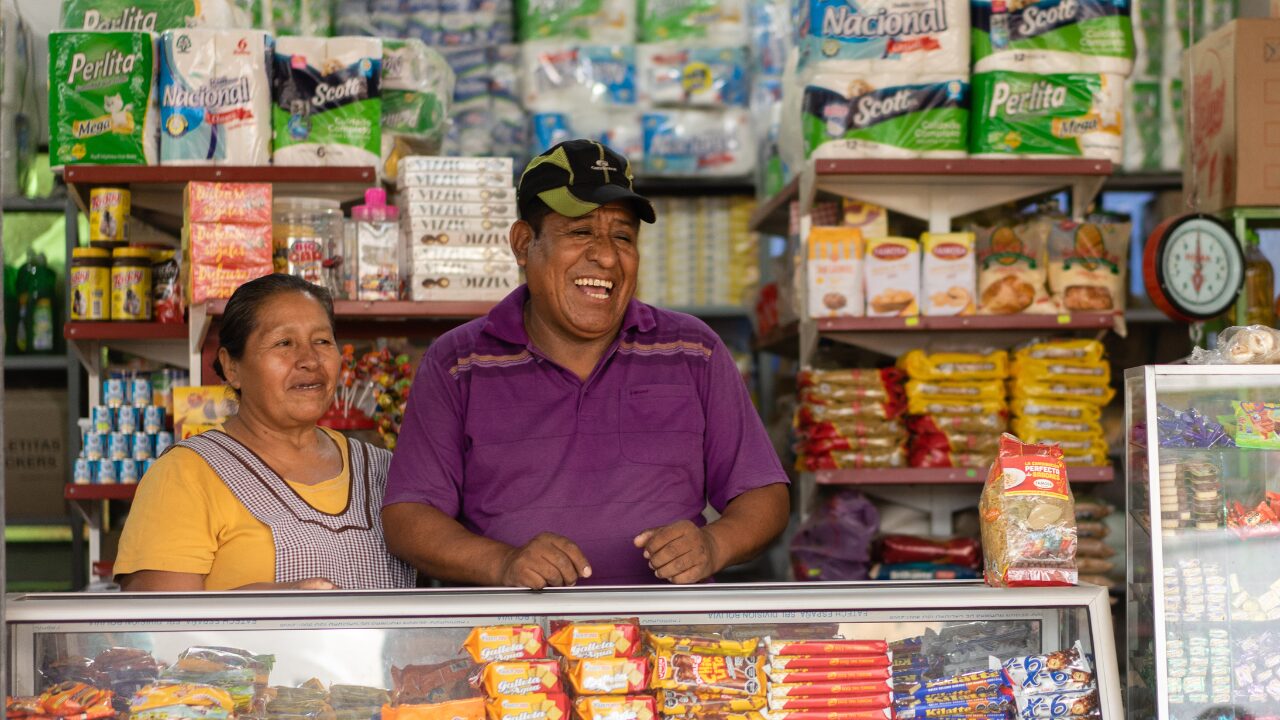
[183,181,274,304]
[1184,19,1280,212]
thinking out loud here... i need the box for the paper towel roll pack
[969,70,1123,161]
[638,45,750,107]
[1121,77,1159,171]
[639,0,750,44]
[272,36,382,167]
[516,0,634,43]
[641,108,754,176]
[797,0,970,74]
[801,74,969,159]
[160,29,272,166]
[59,0,252,32]
[49,31,159,167]
[520,43,638,111]
[971,0,1135,75]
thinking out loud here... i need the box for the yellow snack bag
[1010,398,1101,422]
[1011,357,1110,386]
[1059,448,1110,466]
[1009,379,1115,406]
[566,658,650,695]
[643,632,760,657]
[574,695,656,720]
[1016,435,1108,455]
[906,398,1008,417]
[905,379,1005,401]
[485,695,568,720]
[463,625,547,663]
[481,661,562,696]
[130,684,234,713]
[899,350,1009,380]
[549,623,641,659]
[1014,339,1105,364]
[1012,417,1102,440]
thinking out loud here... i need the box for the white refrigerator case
[7,582,1120,715]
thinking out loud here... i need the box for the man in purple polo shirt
[383,139,789,587]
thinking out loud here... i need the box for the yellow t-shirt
[114,428,351,590]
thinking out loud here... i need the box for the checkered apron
[176,430,416,589]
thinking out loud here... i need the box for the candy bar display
[765,638,892,718]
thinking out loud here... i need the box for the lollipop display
[325,344,415,449]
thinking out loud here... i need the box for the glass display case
[7,583,1120,718]
[1126,365,1280,720]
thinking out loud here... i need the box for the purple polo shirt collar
[481,284,657,349]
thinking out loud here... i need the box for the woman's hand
[236,577,338,590]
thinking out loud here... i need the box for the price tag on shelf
[1057,314,1072,325]
[905,317,920,328]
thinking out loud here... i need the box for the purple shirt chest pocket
[620,384,706,467]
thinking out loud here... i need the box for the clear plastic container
[273,197,346,298]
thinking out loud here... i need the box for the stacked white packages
[397,156,521,302]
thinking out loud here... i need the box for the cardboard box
[1184,19,1280,211]
[4,389,68,519]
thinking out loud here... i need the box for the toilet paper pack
[797,0,969,74]
[60,0,252,32]
[532,109,643,160]
[971,0,1136,76]
[969,70,1123,161]
[639,0,750,44]
[160,29,273,166]
[516,0,634,42]
[801,73,969,159]
[521,44,637,111]
[272,36,382,167]
[1159,74,1181,172]
[637,45,749,107]
[49,31,159,167]
[1132,0,1162,78]
[641,108,754,176]
[381,39,454,178]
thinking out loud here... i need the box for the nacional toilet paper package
[800,73,969,158]
[796,0,969,74]
[160,29,273,166]
[516,0,634,43]
[969,70,1123,161]
[60,0,252,32]
[971,0,1135,75]
[641,108,754,177]
[532,109,643,159]
[49,31,159,167]
[272,36,382,167]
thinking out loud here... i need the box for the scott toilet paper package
[971,0,1135,75]
[49,31,159,167]
[516,0,634,43]
[797,0,969,74]
[801,74,969,158]
[60,0,252,32]
[160,29,272,166]
[272,36,382,167]
[641,108,754,176]
[969,70,1123,161]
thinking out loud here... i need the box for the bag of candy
[979,435,1078,587]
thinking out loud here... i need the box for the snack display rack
[1125,365,1280,720]
[7,582,1122,720]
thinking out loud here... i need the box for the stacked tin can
[74,370,185,485]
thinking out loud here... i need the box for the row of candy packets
[1007,340,1113,468]
[898,350,1010,469]
[183,182,274,305]
[550,622,654,720]
[793,368,908,471]
[462,625,568,720]
[1163,558,1229,625]
[1227,491,1280,538]
[888,636,930,698]
[649,631,767,720]
[1162,629,1230,708]
[158,646,272,714]
[764,638,893,720]
[917,621,1039,686]
[42,647,163,715]
[1009,340,1110,468]
[1232,630,1280,705]
[995,642,1101,720]
[891,668,1013,720]
[1229,571,1280,623]
[7,682,116,720]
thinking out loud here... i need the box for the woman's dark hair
[212,273,336,383]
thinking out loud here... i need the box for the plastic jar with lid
[273,197,346,297]
[70,247,112,320]
[111,247,153,321]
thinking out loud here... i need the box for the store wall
[11,0,53,146]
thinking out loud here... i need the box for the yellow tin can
[111,247,153,321]
[70,247,111,320]
[89,187,130,244]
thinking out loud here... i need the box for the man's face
[512,200,641,343]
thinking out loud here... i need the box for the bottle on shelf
[1238,230,1274,327]
[14,250,56,354]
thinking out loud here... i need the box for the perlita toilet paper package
[797,0,970,75]
[801,73,969,158]
[49,31,159,167]
[969,69,1123,161]
[971,0,1135,76]
[60,0,252,32]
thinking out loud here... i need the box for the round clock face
[1151,215,1243,321]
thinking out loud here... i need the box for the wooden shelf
[65,484,137,501]
[816,313,1117,333]
[815,466,1114,485]
[1104,172,1182,191]
[813,158,1113,178]
[204,298,495,320]
[4,355,71,371]
[749,176,799,236]
[64,322,188,341]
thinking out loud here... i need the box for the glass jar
[272,197,346,297]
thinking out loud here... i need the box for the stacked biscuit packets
[793,369,908,471]
[765,638,894,720]
[899,350,1010,469]
[1008,340,1112,467]
[462,625,566,720]
[650,632,768,720]
[553,623,653,720]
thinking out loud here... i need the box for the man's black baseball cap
[517,139,656,224]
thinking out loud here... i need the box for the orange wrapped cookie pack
[464,626,548,664]
[485,694,569,720]
[480,661,562,697]
[383,698,486,720]
[550,623,642,659]
[566,658,650,695]
[574,695,657,720]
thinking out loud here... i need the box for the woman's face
[220,292,340,430]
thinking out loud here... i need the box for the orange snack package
[383,698,486,720]
[656,690,766,715]
[652,651,765,697]
[464,626,548,663]
[766,696,892,711]
[979,434,1078,587]
[549,623,641,659]
[40,682,115,720]
[566,658,650,695]
[485,694,569,720]
[574,695,656,720]
[481,661,562,697]
[644,633,759,658]
[188,223,274,268]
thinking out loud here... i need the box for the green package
[802,76,969,158]
[58,0,253,32]
[969,70,1123,160]
[516,0,605,40]
[48,31,158,167]
[639,0,718,41]
[381,39,453,175]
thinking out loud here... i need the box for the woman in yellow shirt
[114,274,415,590]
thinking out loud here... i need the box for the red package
[798,368,904,389]
[769,656,891,671]
[767,681,892,697]
[188,223,273,268]
[880,536,981,569]
[907,445,993,469]
[765,697,892,712]
[979,434,1077,587]
[796,449,906,471]
[185,182,273,224]
[766,640,887,657]
[796,419,905,441]
[767,712,892,720]
[796,436,904,455]
[767,669,890,684]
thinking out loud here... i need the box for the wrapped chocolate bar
[999,643,1094,696]
[1155,404,1236,449]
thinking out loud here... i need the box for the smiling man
[383,140,789,587]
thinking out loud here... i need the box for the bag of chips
[1013,339,1105,364]
[979,435,1078,587]
[899,350,1009,381]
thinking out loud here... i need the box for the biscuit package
[464,626,548,664]
[808,228,865,319]
[550,623,642,659]
[899,350,1010,381]
[645,633,760,658]
[575,695,656,720]
[864,237,920,317]
[485,694,569,720]
[566,658,650,695]
[979,434,1078,587]
[1047,217,1130,313]
[921,232,976,316]
[480,661,562,697]
[972,217,1055,315]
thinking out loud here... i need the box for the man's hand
[634,521,720,584]
[499,533,592,589]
